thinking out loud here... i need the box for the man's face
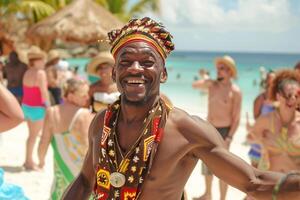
[113,41,166,105]
[216,62,232,81]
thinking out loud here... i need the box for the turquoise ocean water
[67,51,300,117]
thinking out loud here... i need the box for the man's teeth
[127,80,145,84]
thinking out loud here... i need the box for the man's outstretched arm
[62,112,104,200]
[184,113,300,200]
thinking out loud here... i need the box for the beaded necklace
[94,98,171,200]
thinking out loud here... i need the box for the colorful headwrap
[108,17,175,61]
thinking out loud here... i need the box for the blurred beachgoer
[46,50,62,105]
[61,18,300,200]
[253,70,276,120]
[57,59,73,85]
[0,83,23,133]
[259,66,267,90]
[247,71,276,167]
[192,55,242,200]
[197,68,210,93]
[38,78,93,199]
[0,59,4,84]
[244,70,276,200]
[199,68,210,80]
[3,51,27,104]
[87,52,119,113]
[251,69,300,173]
[294,61,300,74]
[22,46,50,170]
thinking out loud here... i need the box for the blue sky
[133,0,300,53]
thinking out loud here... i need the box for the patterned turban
[108,17,175,61]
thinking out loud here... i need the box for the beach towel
[0,168,29,200]
[50,109,88,200]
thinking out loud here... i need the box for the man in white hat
[192,55,242,200]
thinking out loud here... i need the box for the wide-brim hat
[215,55,237,78]
[27,46,47,61]
[87,52,114,77]
[47,49,60,62]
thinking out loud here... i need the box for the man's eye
[142,61,154,67]
[120,60,130,65]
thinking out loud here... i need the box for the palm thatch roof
[26,0,123,45]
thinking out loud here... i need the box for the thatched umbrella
[26,0,123,48]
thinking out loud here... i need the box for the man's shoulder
[231,83,241,93]
[168,107,206,129]
[166,107,213,145]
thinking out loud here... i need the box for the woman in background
[251,69,300,172]
[87,52,119,113]
[38,78,93,200]
[22,46,49,170]
[247,70,276,168]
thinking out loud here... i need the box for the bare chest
[209,86,234,107]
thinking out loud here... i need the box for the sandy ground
[0,112,252,200]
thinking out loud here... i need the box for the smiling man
[62,17,300,200]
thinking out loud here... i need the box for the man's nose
[128,61,143,74]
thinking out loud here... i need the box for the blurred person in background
[251,69,300,173]
[0,59,4,84]
[38,78,93,199]
[46,50,62,105]
[294,61,300,74]
[22,46,50,170]
[3,51,27,103]
[87,52,119,113]
[247,70,276,167]
[192,55,242,200]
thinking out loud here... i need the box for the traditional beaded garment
[93,98,172,200]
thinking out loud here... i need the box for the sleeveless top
[22,86,45,107]
[92,92,120,113]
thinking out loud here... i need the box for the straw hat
[47,49,60,62]
[27,46,47,61]
[87,51,114,76]
[215,55,237,78]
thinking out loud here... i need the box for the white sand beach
[0,111,252,200]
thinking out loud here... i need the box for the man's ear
[112,66,116,82]
[160,67,168,83]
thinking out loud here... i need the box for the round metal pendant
[110,172,126,188]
